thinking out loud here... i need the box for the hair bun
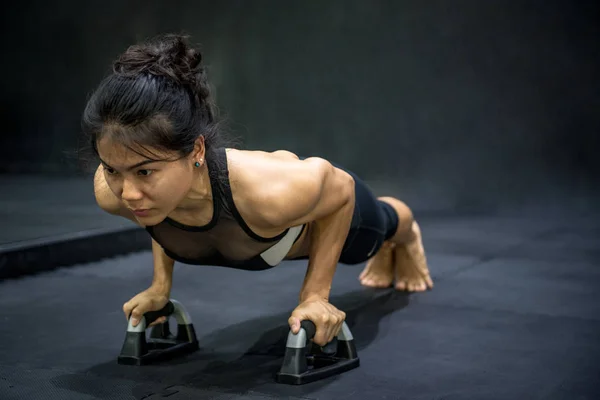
[113,34,207,98]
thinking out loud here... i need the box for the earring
[194,161,200,167]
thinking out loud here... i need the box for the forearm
[299,193,355,302]
[150,239,175,296]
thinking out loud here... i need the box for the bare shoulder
[269,149,300,160]
[93,165,139,224]
[227,149,331,195]
[227,149,354,230]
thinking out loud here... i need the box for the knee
[378,196,413,224]
[378,196,415,241]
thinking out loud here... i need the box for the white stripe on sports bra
[260,225,304,266]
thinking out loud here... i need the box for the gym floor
[1,177,599,399]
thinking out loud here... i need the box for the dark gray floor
[0,175,147,279]
[0,175,140,246]
[1,205,599,399]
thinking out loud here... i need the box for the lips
[131,209,151,217]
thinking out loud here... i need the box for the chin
[135,211,165,226]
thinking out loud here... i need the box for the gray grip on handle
[285,320,352,350]
[126,299,192,333]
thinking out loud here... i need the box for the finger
[314,328,329,347]
[148,316,163,327]
[325,330,335,345]
[328,323,339,343]
[328,321,341,343]
[323,307,339,337]
[329,313,344,342]
[130,308,144,327]
[320,314,332,339]
[123,300,137,320]
[288,316,301,334]
[149,316,167,327]
[324,320,336,343]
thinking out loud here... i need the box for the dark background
[1,0,598,212]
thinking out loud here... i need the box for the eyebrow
[99,158,159,171]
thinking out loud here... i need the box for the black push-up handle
[117,299,199,366]
[117,301,359,384]
[276,319,360,385]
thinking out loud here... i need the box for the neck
[177,164,213,211]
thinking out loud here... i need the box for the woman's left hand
[288,296,346,346]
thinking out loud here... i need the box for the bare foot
[394,221,433,292]
[358,241,395,288]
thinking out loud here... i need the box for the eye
[104,167,117,175]
[138,169,154,177]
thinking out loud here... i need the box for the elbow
[321,159,355,211]
[341,170,356,208]
[318,158,355,206]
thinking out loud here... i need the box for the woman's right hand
[122,287,170,327]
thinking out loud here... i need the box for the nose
[120,179,144,203]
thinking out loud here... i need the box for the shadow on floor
[51,288,412,397]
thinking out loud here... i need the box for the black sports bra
[146,148,305,270]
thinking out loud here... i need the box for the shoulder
[227,149,336,199]
[93,165,139,224]
[227,150,354,229]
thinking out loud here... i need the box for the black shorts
[295,159,399,265]
[337,168,398,264]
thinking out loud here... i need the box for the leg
[359,197,433,292]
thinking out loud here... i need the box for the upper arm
[249,157,355,229]
[93,165,139,224]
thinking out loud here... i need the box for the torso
[166,148,313,260]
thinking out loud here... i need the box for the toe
[360,277,375,287]
[377,280,392,288]
[359,268,368,280]
[426,276,434,289]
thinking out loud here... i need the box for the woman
[83,34,433,347]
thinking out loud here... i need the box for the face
[96,136,203,225]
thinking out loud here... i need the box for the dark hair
[81,33,231,168]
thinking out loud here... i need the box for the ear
[190,136,206,162]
